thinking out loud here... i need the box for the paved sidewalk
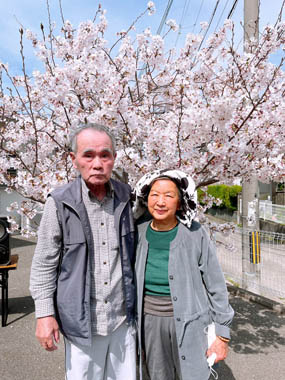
[1,235,285,380]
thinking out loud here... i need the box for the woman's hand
[207,337,229,363]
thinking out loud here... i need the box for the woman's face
[147,179,180,223]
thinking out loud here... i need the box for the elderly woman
[133,169,234,380]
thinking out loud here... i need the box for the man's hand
[206,337,229,363]
[35,316,60,352]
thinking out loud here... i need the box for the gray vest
[50,176,136,346]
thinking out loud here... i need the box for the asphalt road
[1,235,285,380]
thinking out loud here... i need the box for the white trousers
[65,323,137,380]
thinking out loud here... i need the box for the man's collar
[81,178,114,201]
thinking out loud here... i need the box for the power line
[198,0,222,50]
[180,0,192,27]
[175,0,241,53]
[138,0,174,78]
[156,0,174,35]
[192,0,205,33]
[175,0,192,46]
[214,0,231,32]
[275,0,285,26]
[227,0,239,19]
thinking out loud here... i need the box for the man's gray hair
[69,123,116,154]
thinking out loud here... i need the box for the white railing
[216,228,285,303]
[259,200,285,225]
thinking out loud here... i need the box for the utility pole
[244,0,259,41]
[241,0,260,290]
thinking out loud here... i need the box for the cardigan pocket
[177,310,210,379]
[178,307,209,347]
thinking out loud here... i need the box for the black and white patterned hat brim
[132,169,197,228]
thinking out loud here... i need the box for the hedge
[198,184,242,211]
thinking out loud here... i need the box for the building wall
[0,186,25,225]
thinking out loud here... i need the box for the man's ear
[70,152,77,169]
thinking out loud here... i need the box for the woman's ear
[177,200,181,211]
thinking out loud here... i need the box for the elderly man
[30,123,136,380]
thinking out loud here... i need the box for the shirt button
[181,356,186,360]
[101,222,104,226]
[103,261,107,265]
[169,275,174,280]
[105,300,108,304]
[102,242,106,245]
[176,317,181,322]
[104,282,108,285]
[173,296,177,301]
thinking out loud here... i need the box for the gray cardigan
[135,220,234,380]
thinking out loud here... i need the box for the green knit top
[145,223,178,296]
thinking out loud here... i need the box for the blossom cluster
[0,3,284,233]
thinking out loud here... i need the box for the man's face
[70,129,115,191]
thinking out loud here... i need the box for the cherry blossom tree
[0,1,284,233]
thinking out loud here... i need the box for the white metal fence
[216,227,285,303]
[259,200,285,225]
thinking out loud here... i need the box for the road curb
[227,284,285,315]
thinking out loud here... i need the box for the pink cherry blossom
[0,6,284,234]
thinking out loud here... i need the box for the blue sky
[0,0,283,77]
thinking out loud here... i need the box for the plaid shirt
[30,179,125,336]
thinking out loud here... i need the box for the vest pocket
[65,229,85,245]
